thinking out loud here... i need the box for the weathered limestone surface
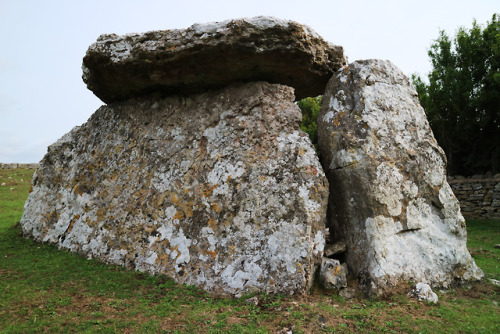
[318,59,483,295]
[20,82,329,296]
[82,16,346,103]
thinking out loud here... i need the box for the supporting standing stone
[318,59,483,295]
[21,82,329,296]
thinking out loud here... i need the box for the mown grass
[0,168,499,333]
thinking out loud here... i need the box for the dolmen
[20,16,483,297]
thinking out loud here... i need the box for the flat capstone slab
[82,16,346,103]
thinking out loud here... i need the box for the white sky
[1,0,498,163]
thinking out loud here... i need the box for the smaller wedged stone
[409,283,438,304]
[318,59,483,295]
[82,16,346,103]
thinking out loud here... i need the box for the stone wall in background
[0,163,39,169]
[448,174,500,220]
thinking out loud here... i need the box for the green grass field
[1,168,499,333]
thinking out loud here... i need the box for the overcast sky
[1,0,498,163]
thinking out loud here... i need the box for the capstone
[82,16,346,103]
[317,59,483,295]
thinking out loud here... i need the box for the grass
[466,219,500,281]
[0,168,499,333]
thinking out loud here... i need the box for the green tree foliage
[298,95,322,147]
[412,14,500,176]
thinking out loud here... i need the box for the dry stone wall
[448,175,500,220]
[1,163,39,169]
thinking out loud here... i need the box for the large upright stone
[21,82,329,296]
[318,59,483,295]
[82,16,345,103]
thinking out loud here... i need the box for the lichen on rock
[21,81,329,296]
[82,16,346,103]
[318,59,483,295]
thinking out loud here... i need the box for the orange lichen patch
[144,226,156,234]
[73,184,84,196]
[333,265,342,276]
[210,203,222,213]
[333,110,347,126]
[170,245,180,258]
[156,253,170,265]
[226,174,232,182]
[113,187,123,198]
[298,147,306,157]
[207,249,218,260]
[207,218,217,230]
[152,192,167,207]
[228,245,236,256]
[173,211,184,220]
[67,214,81,233]
[170,192,180,204]
[202,184,217,198]
[96,207,108,222]
[184,204,194,218]
[41,210,60,224]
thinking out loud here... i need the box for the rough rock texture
[323,240,346,257]
[317,59,483,295]
[318,258,347,289]
[20,82,329,296]
[82,16,346,103]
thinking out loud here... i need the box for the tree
[412,14,500,176]
[298,95,322,148]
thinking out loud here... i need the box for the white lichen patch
[329,149,362,169]
[373,162,404,216]
[312,230,325,256]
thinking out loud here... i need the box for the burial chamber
[20,17,482,297]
